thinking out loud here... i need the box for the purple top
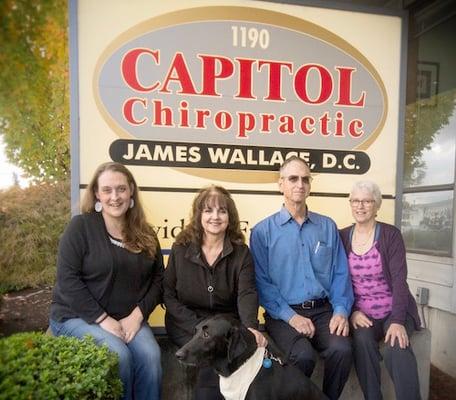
[340,222,420,329]
[348,242,392,319]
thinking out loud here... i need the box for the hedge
[0,332,122,399]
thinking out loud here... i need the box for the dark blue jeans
[50,318,162,400]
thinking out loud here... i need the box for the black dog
[175,314,327,400]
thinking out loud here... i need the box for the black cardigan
[164,238,259,346]
[50,212,163,324]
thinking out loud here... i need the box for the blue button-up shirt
[250,207,353,322]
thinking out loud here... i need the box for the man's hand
[350,310,373,329]
[289,314,316,338]
[119,306,144,343]
[385,323,409,349]
[329,313,349,336]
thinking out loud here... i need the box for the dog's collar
[219,347,265,400]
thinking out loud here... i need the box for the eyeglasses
[282,175,313,185]
[349,199,376,207]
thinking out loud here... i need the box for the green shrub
[0,180,70,294]
[0,332,123,399]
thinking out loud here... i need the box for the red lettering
[294,64,333,104]
[278,115,295,134]
[153,100,173,126]
[214,111,233,130]
[160,53,197,95]
[195,109,211,128]
[319,112,331,135]
[260,113,275,133]
[123,98,147,125]
[199,55,234,96]
[258,61,293,101]
[179,101,190,127]
[235,58,256,99]
[334,111,344,136]
[122,49,160,92]
[237,112,255,138]
[300,116,315,135]
[335,67,366,107]
[349,119,364,137]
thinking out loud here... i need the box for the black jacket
[50,212,163,323]
[164,238,259,346]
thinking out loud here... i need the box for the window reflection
[402,191,453,256]
[405,107,455,187]
[404,8,456,187]
[404,90,456,187]
[402,1,455,256]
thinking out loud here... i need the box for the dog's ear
[227,324,249,362]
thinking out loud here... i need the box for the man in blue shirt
[250,156,354,400]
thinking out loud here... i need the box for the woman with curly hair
[164,185,266,400]
[50,162,163,400]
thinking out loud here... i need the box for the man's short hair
[279,156,310,176]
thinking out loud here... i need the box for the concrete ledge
[159,329,431,400]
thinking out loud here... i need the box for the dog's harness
[219,347,286,400]
[219,347,265,400]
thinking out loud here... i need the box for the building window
[402,191,453,256]
[402,0,456,256]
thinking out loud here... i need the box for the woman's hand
[119,306,144,343]
[248,328,268,347]
[350,311,373,329]
[385,323,409,349]
[329,314,349,336]
[99,316,126,341]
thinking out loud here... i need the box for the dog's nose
[175,348,188,361]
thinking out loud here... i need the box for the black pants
[351,314,421,400]
[265,303,353,400]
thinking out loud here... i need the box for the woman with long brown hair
[164,185,266,400]
[50,162,163,400]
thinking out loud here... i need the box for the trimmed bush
[0,332,122,399]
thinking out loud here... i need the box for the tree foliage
[0,0,69,182]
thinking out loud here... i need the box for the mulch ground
[429,364,456,400]
[1,286,455,399]
[0,286,52,336]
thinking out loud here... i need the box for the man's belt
[291,298,329,310]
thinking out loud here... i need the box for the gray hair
[350,180,382,208]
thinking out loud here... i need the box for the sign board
[71,0,404,326]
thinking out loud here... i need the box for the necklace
[109,235,125,248]
[353,224,375,246]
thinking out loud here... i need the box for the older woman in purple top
[340,180,421,400]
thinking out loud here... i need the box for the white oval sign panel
[95,6,387,179]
